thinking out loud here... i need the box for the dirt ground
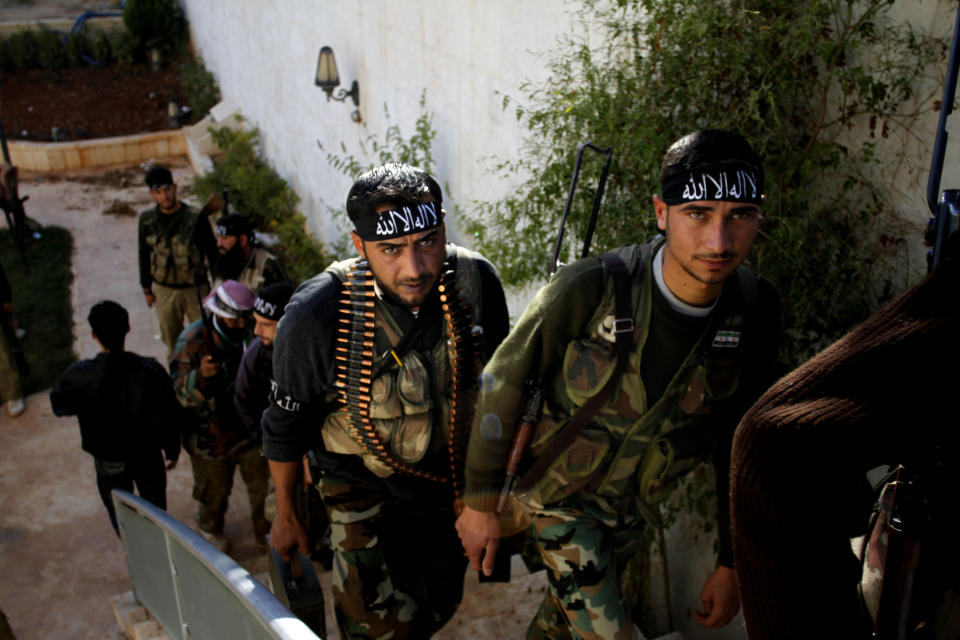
[0,0,189,143]
[0,159,547,639]
[0,64,185,142]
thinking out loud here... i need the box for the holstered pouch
[636,427,714,505]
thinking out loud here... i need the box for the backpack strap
[515,251,635,492]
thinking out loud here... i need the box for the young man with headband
[457,130,782,638]
[263,163,510,639]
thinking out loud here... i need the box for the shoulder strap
[602,251,635,356]
[515,250,635,492]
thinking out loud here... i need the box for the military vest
[522,237,757,513]
[322,245,486,494]
[140,203,206,286]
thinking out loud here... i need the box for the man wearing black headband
[213,213,288,292]
[457,130,781,638]
[138,165,217,357]
[263,163,510,639]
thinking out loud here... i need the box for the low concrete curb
[7,99,245,178]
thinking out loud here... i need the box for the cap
[215,213,254,238]
[203,280,256,319]
[253,282,295,321]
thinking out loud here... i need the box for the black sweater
[50,351,181,463]
[731,233,960,638]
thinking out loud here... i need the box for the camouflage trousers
[188,443,270,543]
[527,498,643,640]
[318,473,467,640]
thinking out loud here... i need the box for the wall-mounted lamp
[315,46,360,107]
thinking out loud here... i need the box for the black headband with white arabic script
[661,163,764,206]
[355,201,442,241]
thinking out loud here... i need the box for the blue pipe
[55,7,125,67]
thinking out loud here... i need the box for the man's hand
[144,291,156,308]
[693,565,740,628]
[455,506,502,577]
[165,456,178,470]
[269,509,310,562]
[199,355,219,379]
[268,459,311,562]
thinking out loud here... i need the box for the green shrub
[87,29,114,65]
[466,0,947,369]
[179,55,221,124]
[108,28,138,65]
[0,226,76,395]
[63,31,86,67]
[34,26,66,70]
[123,0,181,56]
[192,124,332,285]
[5,29,39,69]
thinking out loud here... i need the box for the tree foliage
[466,0,948,367]
[192,124,332,285]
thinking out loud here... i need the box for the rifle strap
[515,251,634,492]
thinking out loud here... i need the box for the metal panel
[113,490,322,640]
[117,500,183,640]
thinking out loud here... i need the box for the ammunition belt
[334,260,482,496]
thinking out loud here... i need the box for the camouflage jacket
[138,203,217,289]
[463,239,780,563]
[170,318,252,456]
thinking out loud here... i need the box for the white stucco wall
[179,0,578,273]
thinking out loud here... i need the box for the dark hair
[88,300,129,351]
[345,163,442,227]
[660,129,764,186]
[145,165,173,190]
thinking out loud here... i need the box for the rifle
[498,141,615,520]
[925,0,960,272]
[548,141,614,278]
[0,113,31,274]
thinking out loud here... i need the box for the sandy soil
[0,158,547,639]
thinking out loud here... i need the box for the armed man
[263,163,510,639]
[171,279,270,553]
[456,129,782,638]
[213,213,289,292]
[138,165,218,357]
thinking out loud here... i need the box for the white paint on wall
[180,0,577,288]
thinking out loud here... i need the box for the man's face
[351,203,446,310]
[253,312,279,346]
[216,233,238,255]
[654,196,760,305]
[149,183,178,213]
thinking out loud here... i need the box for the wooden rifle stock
[496,382,543,513]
